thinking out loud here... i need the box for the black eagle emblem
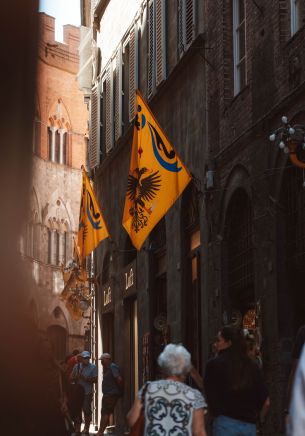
[127,167,161,232]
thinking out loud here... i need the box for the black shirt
[204,348,268,424]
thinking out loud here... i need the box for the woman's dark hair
[220,326,255,390]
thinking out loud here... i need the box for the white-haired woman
[127,344,207,436]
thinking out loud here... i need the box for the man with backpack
[96,353,123,436]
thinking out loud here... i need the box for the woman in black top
[204,326,270,436]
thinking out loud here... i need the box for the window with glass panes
[233,0,246,95]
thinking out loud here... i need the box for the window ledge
[227,83,250,109]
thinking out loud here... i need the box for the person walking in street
[97,353,123,436]
[127,343,207,436]
[204,326,270,436]
[70,350,97,434]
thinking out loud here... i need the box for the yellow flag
[78,167,109,260]
[122,91,191,250]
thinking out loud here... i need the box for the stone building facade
[22,13,89,360]
[81,0,305,434]
[205,1,305,434]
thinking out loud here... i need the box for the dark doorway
[47,325,67,361]
[222,188,254,324]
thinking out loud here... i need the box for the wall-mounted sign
[101,282,114,313]
[122,260,137,297]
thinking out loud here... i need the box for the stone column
[59,129,64,164]
[50,127,56,162]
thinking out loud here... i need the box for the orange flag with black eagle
[122,90,191,250]
[78,167,109,261]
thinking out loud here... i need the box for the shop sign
[101,282,114,313]
[122,260,137,297]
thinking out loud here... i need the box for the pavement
[71,424,118,435]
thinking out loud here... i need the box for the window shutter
[147,0,155,98]
[89,85,100,169]
[114,47,122,141]
[105,65,113,153]
[185,0,196,48]
[178,0,196,56]
[178,0,185,56]
[129,26,138,122]
[155,0,166,87]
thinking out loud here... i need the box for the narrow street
[2,0,305,435]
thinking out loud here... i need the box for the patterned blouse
[139,379,206,435]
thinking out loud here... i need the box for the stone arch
[44,191,75,231]
[47,300,71,332]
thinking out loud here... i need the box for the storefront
[122,260,139,404]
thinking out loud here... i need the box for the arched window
[48,99,71,165]
[223,189,254,323]
[47,223,59,266]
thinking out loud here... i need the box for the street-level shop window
[233,0,246,95]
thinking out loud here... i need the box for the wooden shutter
[114,47,122,141]
[147,0,155,98]
[177,0,185,57]
[185,0,196,48]
[89,85,100,169]
[155,0,166,86]
[178,0,196,56]
[105,65,113,154]
[129,25,138,122]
